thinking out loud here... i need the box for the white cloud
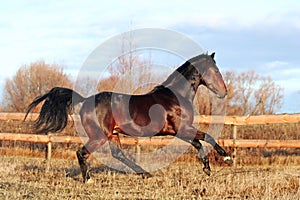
[264,61,289,70]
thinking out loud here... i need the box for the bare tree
[194,86,212,115]
[253,76,283,114]
[97,76,118,92]
[2,60,72,112]
[234,70,259,115]
[222,71,243,115]
[224,70,283,115]
[75,76,98,97]
[97,34,156,95]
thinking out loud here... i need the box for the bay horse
[24,52,232,182]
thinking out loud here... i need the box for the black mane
[162,54,209,87]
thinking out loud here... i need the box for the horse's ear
[210,52,215,59]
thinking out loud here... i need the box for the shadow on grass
[65,165,129,182]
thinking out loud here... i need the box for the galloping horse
[25,53,232,182]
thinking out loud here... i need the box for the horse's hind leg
[76,146,90,182]
[109,134,152,178]
[76,138,107,183]
[77,107,108,183]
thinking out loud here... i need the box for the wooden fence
[1,113,300,164]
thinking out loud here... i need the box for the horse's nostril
[218,91,227,99]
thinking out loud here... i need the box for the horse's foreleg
[195,130,233,165]
[109,135,152,178]
[189,139,211,176]
[179,128,232,166]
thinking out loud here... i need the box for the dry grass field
[1,119,300,199]
[0,155,299,199]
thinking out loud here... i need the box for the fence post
[136,145,141,163]
[232,124,237,167]
[46,133,52,161]
[135,139,141,163]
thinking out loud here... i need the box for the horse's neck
[162,63,201,102]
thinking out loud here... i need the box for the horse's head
[191,53,227,98]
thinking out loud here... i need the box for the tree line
[1,56,283,115]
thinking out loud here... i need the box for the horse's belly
[116,118,176,137]
[116,121,162,137]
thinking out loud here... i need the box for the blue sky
[0,0,299,113]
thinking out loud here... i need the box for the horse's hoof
[141,172,153,179]
[83,175,92,183]
[83,177,94,184]
[85,178,94,184]
[224,156,233,165]
[203,167,211,176]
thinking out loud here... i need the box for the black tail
[24,87,86,133]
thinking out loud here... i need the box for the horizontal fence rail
[1,133,300,148]
[1,112,300,162]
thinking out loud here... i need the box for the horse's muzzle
[217,90,227,99]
